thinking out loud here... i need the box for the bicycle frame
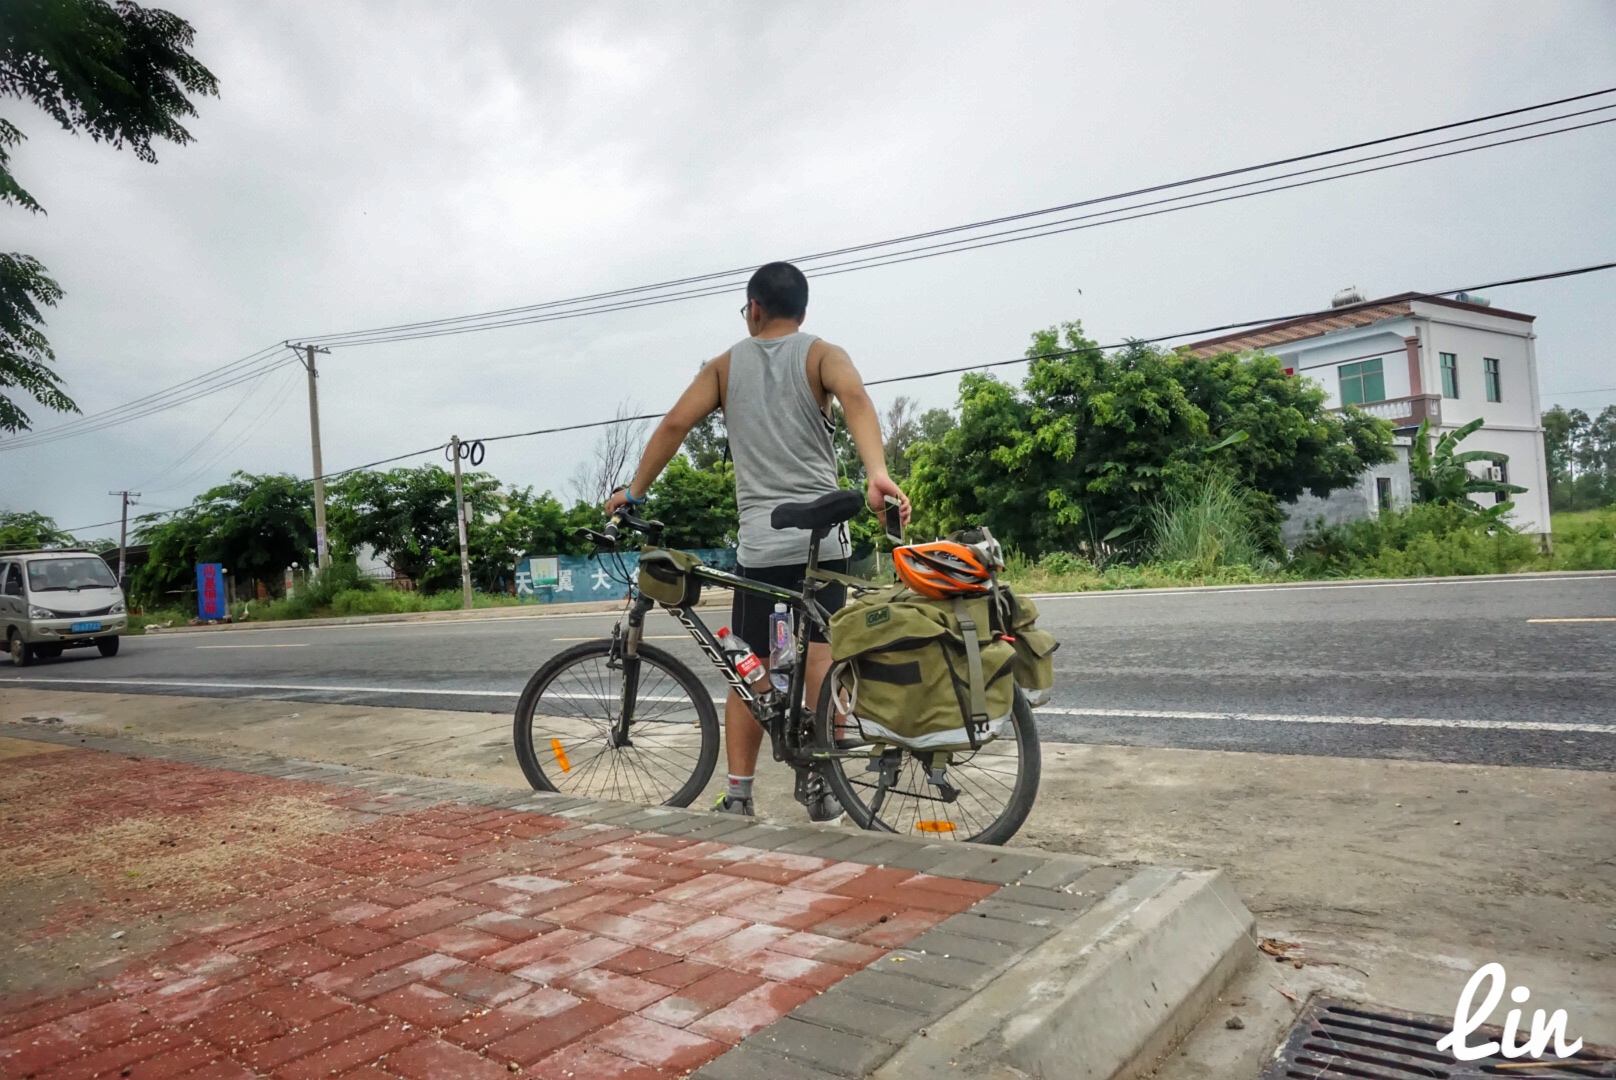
[609,539,842,770]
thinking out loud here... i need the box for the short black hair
[746,261,808,321]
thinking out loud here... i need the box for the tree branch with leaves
[0,0,216,433]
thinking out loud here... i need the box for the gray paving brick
[791,991,930,1042]
[961,896,1067,927]
[692,1043,844,1080]
[920,847,1015,882]
[831,968,973,1016]
[774,830,863,857]
[812,833,904,864]
[903,928,1023,966]
[883,843,956,872]
[652,813,726,835]
[844,837,926,867]
[745,1015,896,1078]
[681,816,760,841]
[872,950,995,990]
[951,850,1050,885]
[716,823,800,850]
[992,883,1104,912]
[937,910,1059,948]
[1017,854,1100,890]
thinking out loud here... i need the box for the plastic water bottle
[768,603,796,693]
[716,628,770,693]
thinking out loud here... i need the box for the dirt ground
[5,688,1614,1060]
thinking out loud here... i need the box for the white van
[0,549,128,666]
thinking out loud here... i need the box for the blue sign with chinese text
[513,549,737,604]
[196,563,226,620]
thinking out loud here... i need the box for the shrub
[1149,475,1264,572]
[1293,503,1538,579]
[1547,509,1616,570]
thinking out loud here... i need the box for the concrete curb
[868,867,1255,1080]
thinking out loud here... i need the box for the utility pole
[449,435,473,610]
[109,490,139,589]
[292,343,333,571]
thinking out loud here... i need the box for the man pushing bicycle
[605,260,911,818]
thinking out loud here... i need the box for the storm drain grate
[1262,997,1614,1080]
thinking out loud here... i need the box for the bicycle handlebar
[573,510,661,550]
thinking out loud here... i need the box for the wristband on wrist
[620,486,645,505]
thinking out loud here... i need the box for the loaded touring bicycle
[512,489,1053,845]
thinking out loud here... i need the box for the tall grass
[1148,475,1264,572]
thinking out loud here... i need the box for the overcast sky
[6,1,1615,537]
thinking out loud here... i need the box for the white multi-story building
[1187,289,1552,537]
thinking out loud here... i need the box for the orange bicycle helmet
[893,541,994,599]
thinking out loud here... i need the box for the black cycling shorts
[730,559,848,651]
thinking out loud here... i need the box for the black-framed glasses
[739,300,751,319]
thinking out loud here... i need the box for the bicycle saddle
[771,489,864,531]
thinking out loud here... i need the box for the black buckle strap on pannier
[951,597,989,751]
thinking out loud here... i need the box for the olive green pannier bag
[1001,587,1057,692]
[828,586,1020,752]
[638,548,703,607]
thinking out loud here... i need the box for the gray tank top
[725,332,851,567]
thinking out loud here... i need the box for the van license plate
[70,621,102,634]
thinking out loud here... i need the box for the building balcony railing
[1334,393,1441,427]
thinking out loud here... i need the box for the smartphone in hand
[883,495,904,545]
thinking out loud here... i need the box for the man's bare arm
[606,358,723,513]
[819,345,912,523]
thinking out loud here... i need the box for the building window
[1339,358,1386,406]
[1484,357,1502,402]
[1376,476,1392,512]
[1495,461,1509,504]
[1440,352,1459,398]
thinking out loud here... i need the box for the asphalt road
[6,573,1614,770]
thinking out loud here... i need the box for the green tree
[1,0,217,433]
[1410,418,1526,517]
[0,508,73,548]
[329,465,499,589]
[472,486,578,589]
[908,319,1394,556]
[131,472,313,606]
[644,454,737,549]
[683,409,728,471]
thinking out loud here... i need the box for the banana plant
[1410,418,1527,516]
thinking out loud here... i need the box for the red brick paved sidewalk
[0,743,997,1079]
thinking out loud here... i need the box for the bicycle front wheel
[513,640,719,807]
[815,675,1041,846]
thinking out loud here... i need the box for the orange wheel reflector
[915,820,957,834]
[550,739,571,773]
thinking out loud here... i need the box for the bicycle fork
[611,596,654,748]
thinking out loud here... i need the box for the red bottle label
[735,653,761,679]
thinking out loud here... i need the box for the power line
[12,90,1614,451]
[299,260,1614,480]
[302,111,1616,348]
[1,345,300,451]
[1544,387,1616,397]
[300,86,1616,347]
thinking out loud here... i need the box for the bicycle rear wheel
[815,673,1040,846]
[514,640,719,807]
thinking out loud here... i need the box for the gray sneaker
[713,793,754,816]
[803,776,845,824]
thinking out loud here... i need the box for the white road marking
[1038,706,1613,734]
[1527,617,1616,624]
[0,676,725,706]
[196,643,311,649]
[552,635,687,641]
[1,676,517,697]
[5,676,1606,734]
